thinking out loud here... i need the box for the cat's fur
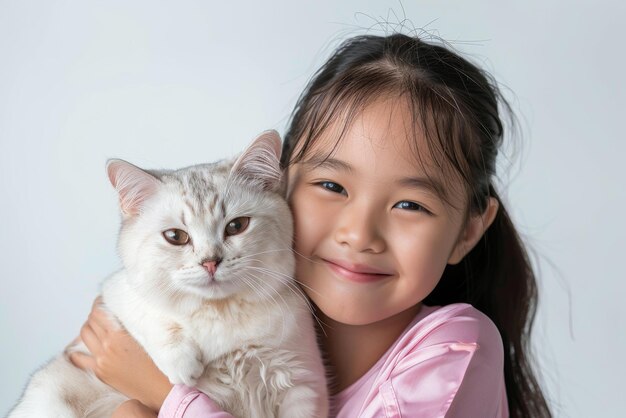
[9,131,329,418]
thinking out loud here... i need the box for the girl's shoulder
[393,302,504,363]
[408,302,502,346]
[381,302,505,380]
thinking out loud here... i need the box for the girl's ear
[448,197,499,265]
[106,159,161,217]
[230,130,282,191]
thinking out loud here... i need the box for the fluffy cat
[9,130,329,418]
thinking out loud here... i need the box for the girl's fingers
[79,322,102,356]
[68,351,97,372]
[87,311,108,340]
[89,296,119,336]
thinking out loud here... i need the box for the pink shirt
[158,303,509,418]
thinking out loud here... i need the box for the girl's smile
[321,257,394,284]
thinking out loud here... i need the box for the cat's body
[9,131,329,418]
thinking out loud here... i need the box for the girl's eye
[394,201,430,214]
[162,229,190,245]
[225,217,250,236]
[317,181,346,195]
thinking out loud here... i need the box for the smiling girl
[70,33,552,417]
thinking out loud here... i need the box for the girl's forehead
[304,98,434,174]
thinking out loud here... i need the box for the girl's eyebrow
[396,176,448,201]
[300,153,354,173]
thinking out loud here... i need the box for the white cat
[9,130,329,418]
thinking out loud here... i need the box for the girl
[70,33,552,417]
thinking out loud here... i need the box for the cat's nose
[201,258,222,276]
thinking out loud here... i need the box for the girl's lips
[322,258,393,284]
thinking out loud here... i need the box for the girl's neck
[317,303,423,395]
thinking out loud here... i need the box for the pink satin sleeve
[158,384,234,418]
[333,303,509,417]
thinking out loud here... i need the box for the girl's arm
[112,400,158,418]
[69,297,234,417]
[68,297,173,411]
[110,390,235,418]
[158,385,235,418]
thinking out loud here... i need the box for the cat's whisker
[243,261,325,299]
[243,261,332,335]
[237,269,287,317]
[235,273,275,324]
[244,264,311,301]
[242,271,292,318]
[288,246,327,265]
[234,248,295,261]
[243,265,327,333]
[245,267,311,310]
[239,273,278,311]
[239,271,292,344]
[240,272,290,344]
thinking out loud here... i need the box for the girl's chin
[310,293,423,328]
[309,297,389,327]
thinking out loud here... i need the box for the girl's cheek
[290,186,316,251]
[291,186,333,253]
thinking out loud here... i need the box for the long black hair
[280,34,551,418]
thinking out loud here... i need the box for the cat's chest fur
[102,270,298,362]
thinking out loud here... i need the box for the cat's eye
[225,217,250,236]
[162,229,190,245]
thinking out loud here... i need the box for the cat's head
[106,130,294,303]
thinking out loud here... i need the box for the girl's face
[286,98,471,326]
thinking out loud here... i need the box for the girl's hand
[68,296,173,412]
[112,400,158,418]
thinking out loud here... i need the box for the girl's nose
[333,204,386,253]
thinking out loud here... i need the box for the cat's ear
[230,130,283,191]
[106,159,161,217]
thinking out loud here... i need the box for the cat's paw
[167,356,205,387]
[156,346,205,387]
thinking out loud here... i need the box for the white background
[1,1,624,416]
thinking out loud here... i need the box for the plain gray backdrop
[1,1,624,416]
